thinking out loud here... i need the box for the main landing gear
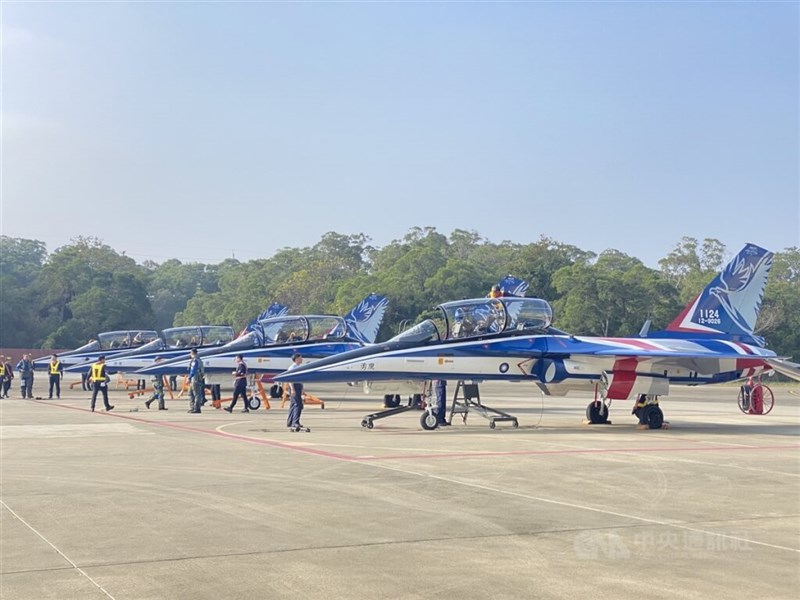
[585,387,666,430]
[632,395,664,429]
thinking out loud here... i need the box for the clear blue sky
[2,1,798,268]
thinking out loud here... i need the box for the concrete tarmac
[1,378,798,599]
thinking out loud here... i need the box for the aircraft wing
[545,336,773,377]
[765,358,800,382]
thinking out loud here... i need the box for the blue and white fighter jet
[33,330,161,370]
[63,304,289,375]
[135,294,389,383]
[275,244,798,429]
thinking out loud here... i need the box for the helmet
[454,308,465,322]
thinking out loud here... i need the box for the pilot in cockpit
[451,308,474,338]
[477,300,504,334]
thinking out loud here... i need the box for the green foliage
[759,248,800,361]
[0,237,48,346]
[658,236,726,303]
[34,237,154,347]
[0,232,797,366]
[551,253,679,337]
[147,259,221,331]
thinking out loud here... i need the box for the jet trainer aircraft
[136,294,389,383]
[63,303,289,375]
[33,330,161,370]
[275,244,799,429]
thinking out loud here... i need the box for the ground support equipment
[449,381,518,429]
[360,394,424,429]
[278,383,324,409]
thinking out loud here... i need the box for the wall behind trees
[1,233,797,363]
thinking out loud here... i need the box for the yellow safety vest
[91,363,106,382]
[50,361,61,375]
[0,364,5,377]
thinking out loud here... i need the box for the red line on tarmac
[32,401,800,463]
[33,400,357,462]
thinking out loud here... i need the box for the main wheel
[247,396,261,411]
[641,404,664,429]
[269,384,282,399]
[420,412,438,430]
[586,401,609,424]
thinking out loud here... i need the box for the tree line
[1,230,797,361]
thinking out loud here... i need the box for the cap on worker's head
[236,354,243,360]
[190,348,197,355]
[98,355,106,361]
[292,353,302,361]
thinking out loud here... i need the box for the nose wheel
[420,411,439,430]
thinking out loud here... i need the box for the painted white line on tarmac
[1,501,118,599]
[215,421,252,433]
[367,463,800,554]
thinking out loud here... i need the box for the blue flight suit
[16,358,34,399]
[434,379,448,425]
[227,361,249,412]
[187,356,204,413]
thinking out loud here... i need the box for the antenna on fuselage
[638,319,652,337]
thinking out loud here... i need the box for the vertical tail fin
[344,294,389,344]
[498,275,529,297]
[664,243,773,338]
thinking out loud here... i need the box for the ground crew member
[1,357,12,397]
[90,355,114,412]
[187,348,204,413]
[225,354,249,413]
[81,364,91,391]
[144,358,167,410]
[489,284,504,299]
[47,354,64,399]
[434,379,449,426]
[286,353,308,431]
[16,354,34,399]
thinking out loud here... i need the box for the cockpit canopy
[93,330,159,351]
[389,297,553,344]
[163,326,235,349]
[259,316,347,345]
